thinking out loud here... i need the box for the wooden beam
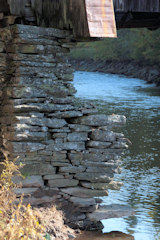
[85,0,117,38]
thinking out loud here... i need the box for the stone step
[87,204,135,222]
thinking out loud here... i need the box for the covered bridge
[0,0,158,230]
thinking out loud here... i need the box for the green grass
[70,28,160,65]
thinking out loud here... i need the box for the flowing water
[74,71,160,240]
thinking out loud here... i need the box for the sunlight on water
[74,71,160,240]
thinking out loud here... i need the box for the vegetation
[70,28,160,65]
[0,158,45,240]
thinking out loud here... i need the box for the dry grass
[0,158,45,240]
[35,204,76,240]
[0,158,77,240]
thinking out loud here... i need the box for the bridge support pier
[0,24,129,230]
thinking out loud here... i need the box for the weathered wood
[0,0,160,37]
[113,0,160,12]
[1,0,117,38]
[7,0,27,15]
[85,0,117,38]
[5,0,90,38]
[32,0,116,37]
[0,0,9,14]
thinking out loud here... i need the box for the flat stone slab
[86,140,112,149]
[48,179,78,188]
[20,176,44,188]
[89,129,117,142]
[71,114,126,127]
[80,181,123,190]
[14,188,38,196]
[12,175,44,187]
[59,166,86,174]
[75,172,113,182]
[22,196,58,206]
[43,174,64,180]
[69,197,96,207]
[61,187,108,198]
[87,204,135,222]
[21,164,56,175]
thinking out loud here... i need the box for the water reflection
[74,71,160,240]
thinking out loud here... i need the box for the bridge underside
[115,12,160,30]
[0,0,160,39]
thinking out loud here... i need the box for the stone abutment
[0,24,129,230]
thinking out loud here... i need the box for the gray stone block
[59,166,86,173]
[67,132,88,142]
[69,197,96,207]
[51,161,70,167]
[86,141,112,149]
[62,142,85,151]
[90,129,116,142]
[11,86,47,98]
[12,142,46,152]
[50,127,70,133]
[14,103,74,113]
[52,133,67,138]
[68,153,83,161]
[86,167,113,173]
[111,141,128,149]
[38,150,53,156]
[43,174,64,180]
[48,179,78,188]
[22,176,44,188]
[4,131,49,141]
[68,124,91,132]
[81,161,118,168]
[52,151,67,160]
[49,110,83,118]
[21,164,56,175]
[80,181,122,190]
[87,204,135,221]
[82,152,110,162]
[61,187,108,198]
[22,196,58,205]
[75,172,113,183]
[79,205,98,213]
[14,187,38,196]
[45,118,67,128]
[71,114,126,126]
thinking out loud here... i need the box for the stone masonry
[0,24,129,230]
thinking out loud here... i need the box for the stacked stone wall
[0,24,128,229]
[0,34,6,162]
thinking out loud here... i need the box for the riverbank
[34,204,77,240]
[70,59,160,86]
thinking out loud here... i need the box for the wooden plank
[0,0,10,14]
[85,0,117,37]
[30,0,90,38]
[2,0,160,37]
[7,0,27,15]
[5,0,117,38]
[113,0,160,12]
[70,0,90,38]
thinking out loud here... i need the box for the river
[73,71,160,240]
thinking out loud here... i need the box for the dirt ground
[34,204,77,240]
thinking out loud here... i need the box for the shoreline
[70,59,160,86]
